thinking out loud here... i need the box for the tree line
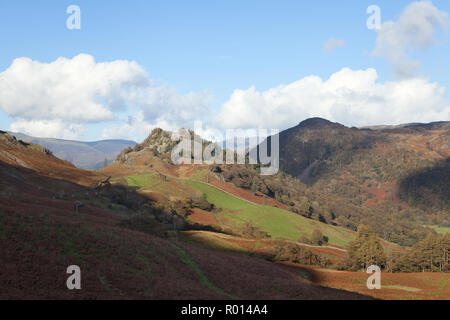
[343,225,450,273]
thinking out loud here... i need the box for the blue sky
[0,0,449,141]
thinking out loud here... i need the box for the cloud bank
[216,68,450,130]
[0,54,147,122]
[0,54,211,140]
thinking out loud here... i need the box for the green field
[125,174,159,189]
[122,172,355,246]
[185,180,355,246]
[427,225,450,235]
[190,168,209,181]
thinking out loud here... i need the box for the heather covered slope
[0,131,102,186]
[1,199,372,299]
[1,129,447,299]
[0,131,371,299]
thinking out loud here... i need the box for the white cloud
[134,86,212,130]
[0,54,148,122]
[215,68,450,130]
[102,87,212,142]
[323,38,346,54]
[0,54,212,140]
[101,113,152,142]
[373,1,449,79]
[10,119,85,140]
[2,50,450,142]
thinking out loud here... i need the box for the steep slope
[277,118,374,184]
[223,119,449,245]
[399,158,450,213]
[275,118,449,185]
[103,129,412,258]
[0,131,102,186]
[0,131,372,299]
[8,131,136,169]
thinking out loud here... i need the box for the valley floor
[289,265,450,300]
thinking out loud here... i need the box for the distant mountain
[361,121,450,131]
[7,132,136,169]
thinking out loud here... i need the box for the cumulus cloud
[101,113,152,142]
[323,38,346,54]
[133,86,212,130]
[0,54,148,122]
[102,88,212,142]
[2,51,450,142]
[215,68,450,130]
[10,119,85,140]
[373,1,449,79]
[0,54,212,140]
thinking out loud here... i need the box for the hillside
[109,123,449,247]
[276,118,449,185]
[8,131,136,169]
[100,127,448,294]
[0,131,101,186]
[1,128,448,299]
[228,119,450,246]
[102,128,411,254]
[0,130,374,299]
[102,150,355,247]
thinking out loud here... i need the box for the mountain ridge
[7,131,136,169]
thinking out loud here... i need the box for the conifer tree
[346,224,386,270]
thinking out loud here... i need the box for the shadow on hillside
[398,157,450,212]
[0,158,226,239]
[275,262,325,283]
[0,159,90,198]
[256,125,388,185]
[86,183,231,238]
[273,262,376,300]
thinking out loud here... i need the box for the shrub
[311,229,324,246]
[242,221,271,240]
[187,194,215,211]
